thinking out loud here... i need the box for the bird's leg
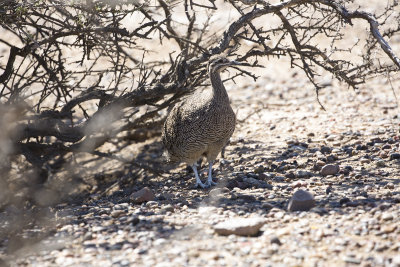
[205,161,217,187]
[192,164,206,188]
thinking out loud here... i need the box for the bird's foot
[204,179,217,188]
[194,181,207,189]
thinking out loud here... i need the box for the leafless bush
[0,0,399,206]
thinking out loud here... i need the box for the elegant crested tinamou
[162,55,246,188]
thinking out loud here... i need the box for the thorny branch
[0,0,399,204]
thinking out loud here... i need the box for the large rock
[130,187,155,203]
[320,164,339,176]
[288,189,315,212]
[213,217,266,236]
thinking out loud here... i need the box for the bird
[162,55,243,188]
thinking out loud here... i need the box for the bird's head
[208,55,244,74]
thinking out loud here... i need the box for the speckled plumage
[162,56,238,188]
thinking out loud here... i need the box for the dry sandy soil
[1,1,400,267]
[2,55,400,266]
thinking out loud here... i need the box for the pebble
[344,256,361,264]
[209,187,230,197]
[385,182,395,189]
[254,165,265,174]
[110,210,125,218]
[287,189,315,212]
[213,217,266,236]
[376,160,385,167]
[360,158,370,164]
[381,224,396,234]
[161,204,174,213]
[390,153,400,160]
[381,213,394,221]
[320,164,340,176]
[270,236,282,245]
[243,177,272,189]
[296,170,312,178]
[320,146,332,154]
[130,187,155,203]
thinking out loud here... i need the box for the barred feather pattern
[162,56,236,166]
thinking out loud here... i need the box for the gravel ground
[2,55,400,267]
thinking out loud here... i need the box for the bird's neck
[209,71,229,100]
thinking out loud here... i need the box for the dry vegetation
[0,0,400,265]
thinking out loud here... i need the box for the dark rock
[130,187,155,203]
[285,172,295,179]
[326,155,336,163]
[128,216,140,226]
[320,164,340,176]
[243,177,272,189]
[296,170,312,178]
[356,144,368,150]
[254,165,265,174]
[345,201,359,207]
[371,137,384,143]
[310,207,328,215]
[390,153,400,160]
[261,202,274,210]
[326,186,332,194]
[339,197,350,205]
[320,146,332,154]
[270,236,282,245]
[287,189,315,212]
[382,144,391,150]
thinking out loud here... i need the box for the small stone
[339,197,350,205]
[380,151,389,158]
[343,256,361,264]
[316,160,326,166]
[310,207,328,215]
[213,217,266,236]
[320,146,331,154]
[382,144,391,150]
[209,187,230,197]
[371,137,384,143]
[381,224,396,234]
[254,165,265,174]
[287,189,315,212]
[128,216,140,225]
[110,209,124,218]
[296,170,312,178]
[285,172,296,179]
[261,202,274,210]
[385,182,395,189]
[381,213,394,221]
[360,158,370,164]
[392,255,400,266]
[270,236,282,245]
[243,177,272,189]
[356,144,368,150]
[320,164,340,176]
[130,187,155,203]
[161,204,174,213]
[376,160,386,167]
[390,153,400,160]
[326,135,337,141]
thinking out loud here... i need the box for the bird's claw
[194,181,206,189]
[204,180,217,187]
